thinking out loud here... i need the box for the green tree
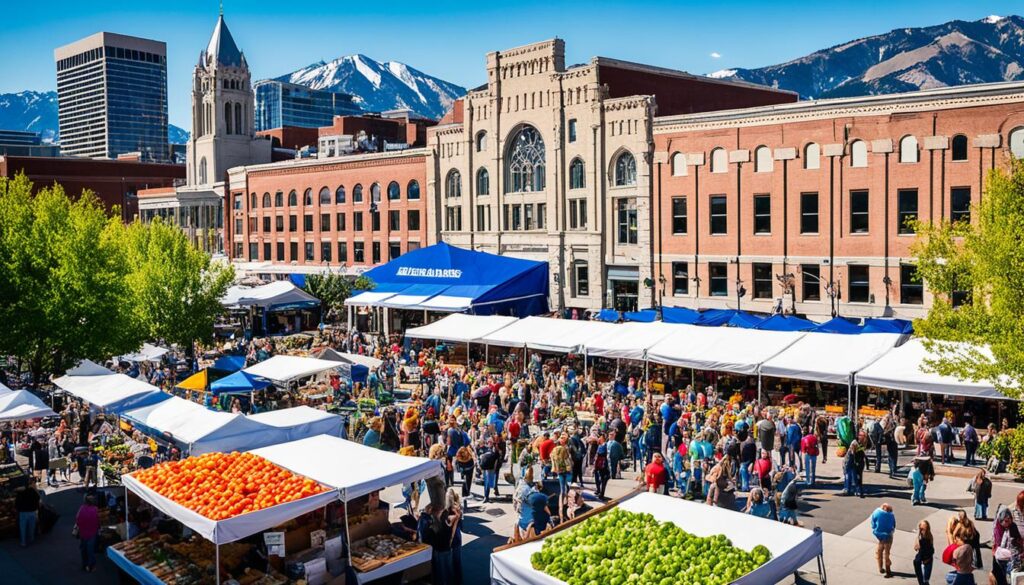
[124,217,234,352]
[0,174,143,382]
[911,160,1024,395]
[304,273,375,320]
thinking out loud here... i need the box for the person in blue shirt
[785,418,803,470]
[870,503,896,578]
[523,484,550,536]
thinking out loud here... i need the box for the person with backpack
[970,468,992,520]
[938,417,955,464]
[568,430,585,487]
[477,440,500,504]
[963,418,980,467]
[593,444,610,499]
[868,418,884,474]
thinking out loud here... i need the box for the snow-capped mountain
[0,90,189,146]
[709,15,1024,99]
[274,54,465,120]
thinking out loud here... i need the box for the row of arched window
[250,180,421,209]
[670,128,1024,176]
[223,102,244,135]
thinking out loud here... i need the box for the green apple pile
[530,508,771,585]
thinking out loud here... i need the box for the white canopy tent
[248,406,343,441]
[117,343,170,363]
[480,317,615,354]
[53,360,167,414]
[242,355,341,383]
[760,332,903,385]
[316,348,384,369]
[855,339,1010,399]
[221,280,319,309]
[344,291,398,306]
[0,390,57,422]
[645,325,805,375]
[0,382,12,396]
[582,321,679,361]
[490,492,824,585]
[403,314,519,344]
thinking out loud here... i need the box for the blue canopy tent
[755,314,816,332]
[596,309,621,322]
[811,317,864,334]
[346,242,549,316]
[862,318,914,334]
[623,309,659,323]
[210,371,273,396]
[662,307,701,324]
[211,355,246,372]
[695,309,764,328]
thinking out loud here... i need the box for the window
[506,125,545,192]
[372,242,381,264]
[262,216,270,232]
[753,263,773,299]
[900,264,923,305]
[234,218,242,234]
[304,215,313,232]
[276,242,284,262]
[446,170,462,198]
[475,205,488,230]
[567,119,577,143]
[336,213,346,231]
[289,242,298,262]
[319,187,331,205]
[524,204,534,230]
[288,215,297,231]
[199,157,207,184]
[573,260,589,297]
[321,242,332,263]
[233,195,242,210]
[320,213,330,231]
[850,140,868,168]
[753,194,771,234]
[389,210,400,231]
[476,131,487,152]
[897,189,918,234]
[800,192,818,234]
[248,217,256,233]
[537,203,546,229]
[801,264,820,301]
[233,242,244,258]
[671,197,687,235]
[848,265,870,303]
[899,136,919,163]
[407,180,420,200]
[569,158,585,189]
[672,262,689,295]
[387,181,400,201]
[288,190,297,206]
[353,212,363,231]
[614,151,637,186]
[1010,127,1024,159]
[511,205,522,230]
[353,242,365,263]
[353,184,363,203]
[503,205,510,230]
[408,241,421,252]
[476,168,489,195]
[446,207,462,231]
[710,148,727,173]
[671,152,687,177]
[951,134,968,161]
[303,188,313,206]
[304,242,314,261]
[249,193,256,208]
[754,146,773,173]
[569,199,587,229]
[850,190,869,233]
[804,143,820,170]
[370,183,381,204]
[262,242,270,261]
[338,242,348,263]
[709,263,728,296]
[407,210,420,231]
[616,199,638,244]
[710,195,728,235]
[276,216,284,232]
[389,242,401,260]
[371,212,380,231]
[275,191,283,207]
[262,192,271,207]
[950,187,971,223]
[248,243,258,260]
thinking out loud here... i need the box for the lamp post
[796,265,840,317]
[735,279,746,312]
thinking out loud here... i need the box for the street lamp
[796,265,841,317]
[735,279,746,312]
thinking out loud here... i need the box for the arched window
[319,187,331,205]
[224,102,232,134]
[199,157,207,184]
[370,183,381,203]
[407,180,420,200]
[614,151,637,186]
[262,192,271,207]
[850,140,868,168]
[899,135,919,163]
[274,191,283,207]
[335,185,346,203]
[353,184,363,203]
[1009,127,1024,159]
[569,158,585,189]
[476,131,487,152]
[446,170,462,198]
[505,125,545,193]
[804,143,821,170]
[288,190,297,206]
[951,134,968,161]
[234,103,242,136]
[303,188,313,206]
[710,148,727,173]
[476,168,490,195]
[754,146,773,173]
[671,152,687,177]
[249,192,256,208]
[387,181,401,200]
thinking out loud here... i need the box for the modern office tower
[254,80,361,131]
[54,32,169,161]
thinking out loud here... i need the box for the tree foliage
[911,160,1024,395]
[304,273,375,318]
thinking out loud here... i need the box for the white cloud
[710,52,722,59]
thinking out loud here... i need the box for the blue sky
[1,1,1019,128]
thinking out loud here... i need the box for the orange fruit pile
[132,452,327,520]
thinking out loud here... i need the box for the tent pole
[485,344,489,367]
[847,379,853,419]
[467,341,471,370]
[343,488,353,569]
[347,305,353,332]
[216,543,221,585]
[757,373,762,405]
[583,348,588,387]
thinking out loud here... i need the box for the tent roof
[760,332,903,385]
[0,390,57,422]
[596,309,620,322]
[480,317,613,353]
[623,309,658,323]
[250,434,443,500]
[210,371,272,395]
[584,322,678,360]
[646,325,805,374]
[222,281,320,310]
[855,339,1008,398]
[404,314,519,344]
[315,348,383,369]
[0,382,12,396]
[54,362,168,413]
[863,318,914,334]
[755,315,816,332]
[811,317,864,334]
[119,343,170,363]
[176,370,208,391]
[662,307,702,324]
[248,407,343,441]
[242,355,340,382]
[212,355,246,372]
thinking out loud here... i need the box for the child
[913,520,934,585]
[969,468,992,520]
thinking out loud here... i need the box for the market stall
[118,343,171,364]
[490,492,825,585]
[403,313,519,344]
[645,325,805,375]
[0,390,57,421]
[855,339,1008,399]
[583,321,677,361]
[248,407,343,441]
[209,371,272,396]
[479,317,614,354]
[242,356,341,384]
[53,360,169,414]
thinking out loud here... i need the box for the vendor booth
[53,360,169,414]
[490,492,825,585]
[645,325,804,375]
[404,313,519,345]
[209,371,273,396]
[222,281,322,337]
[243,355,341,384]
[0,390,57,421]
[248,406,343,441]
[118,343,171,364]
[480,317,613,354]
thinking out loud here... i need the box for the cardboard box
[284,524,312,556]
[347,507,389,543]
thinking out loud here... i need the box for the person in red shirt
[507,412,523,467]
[800,427,820,485]
[752,448,774,490]
[538,432,556,478]
[593,391,604,417]
[644,452,668,494]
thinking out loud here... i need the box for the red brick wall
[256,126,321,150]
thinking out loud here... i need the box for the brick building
[653,82,1024,320]
[225,148,430,277]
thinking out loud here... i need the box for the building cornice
[229,148,428,179]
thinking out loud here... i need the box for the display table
[107,545,164,585]
[490,492,825,585]
[353,546,431,585]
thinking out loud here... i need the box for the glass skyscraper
[254,80,361,131]
[55,32,169,162]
